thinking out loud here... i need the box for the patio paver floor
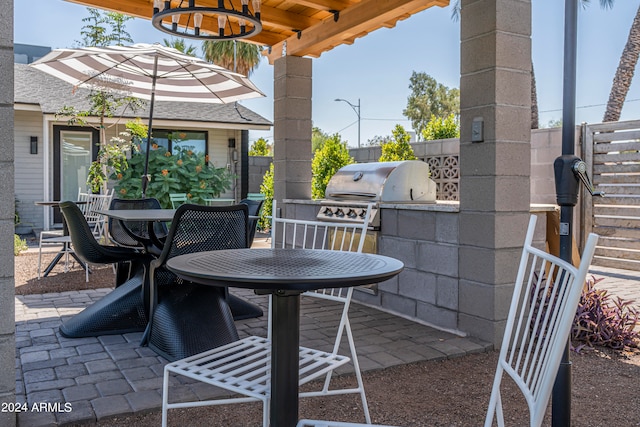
[14,264,636,426]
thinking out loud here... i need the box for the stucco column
[0,0,16,425]
[272,55,312,205]
[458,0,532,346]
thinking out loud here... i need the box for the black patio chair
[143,203,254,361]
[108,197,168,254]
[58,201,152,338]
[240,197,264,247]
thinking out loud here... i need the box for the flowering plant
[110,142,233,208]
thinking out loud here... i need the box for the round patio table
[167,248,404,427]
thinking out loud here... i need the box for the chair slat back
[169,193,187,208]
[78,189,114,238]
[485,215,598,427]
[269,200,373,341]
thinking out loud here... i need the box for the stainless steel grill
[317,160,437,228]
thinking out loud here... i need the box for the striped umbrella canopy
[31,43,266,196]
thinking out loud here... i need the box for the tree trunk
[603,5,640,122]
[531,63,539,129]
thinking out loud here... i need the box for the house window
[145,130,208,154]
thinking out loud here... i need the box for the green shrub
[379,125,417,162]
[14,234,28,256]
[110,143,232,208]
[311,134,353,199]
[258,163,274,230]
[422,113,460,140]
[249,138,271,156]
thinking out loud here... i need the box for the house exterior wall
[13,116,242,231]
[14,110,45,232]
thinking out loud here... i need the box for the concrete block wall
[248,156,272,194]
[282,200,549,340]
[0,0,16,425]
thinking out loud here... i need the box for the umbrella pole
[142,56,159,198]
[553,0,579,425]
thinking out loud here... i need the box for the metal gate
[582,120,640,271]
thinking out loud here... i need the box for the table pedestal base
[271,292,301,427]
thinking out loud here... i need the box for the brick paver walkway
[14,260,637,426]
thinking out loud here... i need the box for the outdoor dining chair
[168,193,187,208]
[143,203,250,362]
[78,188,114,241]
[484,215,598,427]
[37,188,113,281]
[161,200,374,427]
[240,197,264,246]
[58,201,152,338]
[108,197,169,256]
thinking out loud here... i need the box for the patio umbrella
[31,43,265,197]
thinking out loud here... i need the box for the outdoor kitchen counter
[284,199,556,213]
[282,198,558,336]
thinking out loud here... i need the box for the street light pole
[334,98,361,148]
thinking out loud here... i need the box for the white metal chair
[161,200,374,427]
[169,193,187,208]
[78,188,114,240]
[484,215,598,427]
[297,420,401,427]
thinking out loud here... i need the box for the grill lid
[324,160,436,203]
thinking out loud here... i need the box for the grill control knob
[357,209,366,218]
[335,208,345,217]
[347,209,357,219]
[322,207,333,216]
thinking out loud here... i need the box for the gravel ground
[13,246,640,427]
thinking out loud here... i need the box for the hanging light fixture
[152,0,262,40]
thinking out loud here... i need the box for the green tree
[249,138,272,156]
[601,1,637,122]
[202,40,261,76]
[258,163,274,230]
[312,127,332,153]
[64,8,142,193]
[367,135,392,146]
[311,134,354,199]
[422,113,460,140]
[379,125,417,162]
[163,37,198,56]
[403,72,459,139]
[105,11,133,46]
[76,8,132,47]
[77,8,108,47]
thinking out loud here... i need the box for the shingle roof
[14,63,272,127]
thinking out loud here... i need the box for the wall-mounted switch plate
[472,118,484,143]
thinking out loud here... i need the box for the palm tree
[163,37,198,56]
[202,40,261,76]
[603,3,639,122]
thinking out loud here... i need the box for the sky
[13,0,640,147]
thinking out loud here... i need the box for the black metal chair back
[146,203,250,360]
[59,201,144,266]
[108,198,168,249]
[240,198,264,246]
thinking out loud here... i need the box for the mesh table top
[167,248,404,292]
